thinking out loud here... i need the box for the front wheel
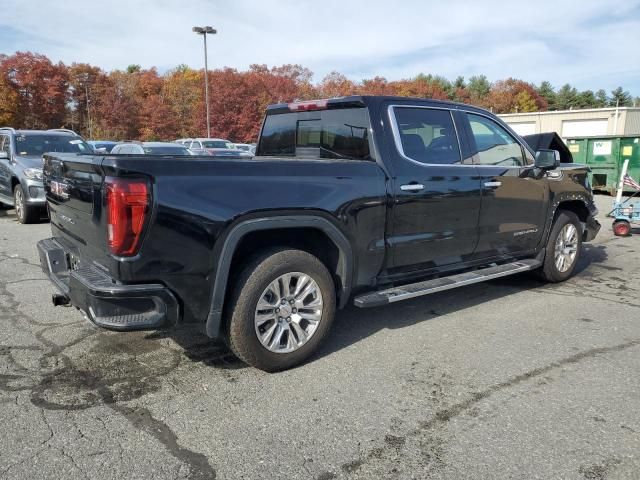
[14,185,40,224]
[538,211,583,283]
[225,248,336,372]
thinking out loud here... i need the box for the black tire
[13,185,40,224]
[225,248,336,372]
[538,211,582,283]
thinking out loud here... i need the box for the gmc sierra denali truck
[37,96,600,371]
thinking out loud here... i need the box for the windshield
[143,146,192,155]
[15,134,93,156]
[202,141,233,149]
[236,145,250,151]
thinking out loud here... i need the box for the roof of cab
[266,95,491,116]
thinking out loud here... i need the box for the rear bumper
[583,214,601,242]
[37,238,179,330]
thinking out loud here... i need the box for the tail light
[105,177,150,256]
[287,99,328,111]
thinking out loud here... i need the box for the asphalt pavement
[0,194,638,480]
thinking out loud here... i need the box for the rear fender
[205,216,353,338]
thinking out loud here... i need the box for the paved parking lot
[1,194,639,480]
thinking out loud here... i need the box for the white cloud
[1,0,639,92]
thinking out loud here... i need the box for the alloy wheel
[554,224,578,273]
[254,272,323,354]
[14,188,24,221]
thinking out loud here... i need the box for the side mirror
[0,151,8,160]
[535,149,560,170]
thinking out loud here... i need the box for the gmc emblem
[50,180,70,200]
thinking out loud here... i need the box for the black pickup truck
[37,96,600,371]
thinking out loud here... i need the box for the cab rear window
[257,108,373,160]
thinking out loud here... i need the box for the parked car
[174,138,192,145]
[37,96,600,371]
[188,138,252,158]
[0,127,92,223]
[110,142,194,155]
[234,143,256,152]
[88,140,118,153]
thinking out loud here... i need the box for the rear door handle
[400,183,424,192]
[483,181,502,188]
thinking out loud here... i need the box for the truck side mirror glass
[535,149,560,170]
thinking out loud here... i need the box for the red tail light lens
[105,177,149,256]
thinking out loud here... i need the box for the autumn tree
[1,52,69,128]
[1,51,638,141]
[0,73,19,126]
[359,76,395,95]
[67,63,106,138]
[318,72,356,98]
[391,75,448,100]
[163,65,202,138]
[92,69,140,139]
[485,78,547,113]
[138,94,177,140]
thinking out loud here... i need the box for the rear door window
[258,108,373,160]
[391,107,463,165]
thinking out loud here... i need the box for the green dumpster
[620,137,640,191]
[565,136,640,195]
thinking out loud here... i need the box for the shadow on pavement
[162,242,609,370]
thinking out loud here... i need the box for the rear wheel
[538,211,582,283]
[613,220,631,237]
[13,185,39,224]
[225,248,336,372]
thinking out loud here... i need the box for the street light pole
[193,26,217,138]
[84,81,92,140]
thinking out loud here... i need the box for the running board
[354,259,541,308]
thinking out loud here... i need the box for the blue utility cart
[612,159,640,236]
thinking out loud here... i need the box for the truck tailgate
[43,153,108,265]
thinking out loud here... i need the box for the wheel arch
[205,216,354,338]
[555,199,590,223]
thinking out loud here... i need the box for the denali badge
[50,180,70,199]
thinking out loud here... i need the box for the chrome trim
[483,181,502,188]
[387,104,533,169]
[400,183,424,191]
[386,262,538,303]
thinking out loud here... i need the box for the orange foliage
[0,52,568,142]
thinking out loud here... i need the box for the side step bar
[354,259,541,308]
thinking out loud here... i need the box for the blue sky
[1,0,639,95]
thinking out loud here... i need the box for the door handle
[483,181,502,188]
[400,183,424,192]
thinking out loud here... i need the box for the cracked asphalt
[1,194,639,480]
